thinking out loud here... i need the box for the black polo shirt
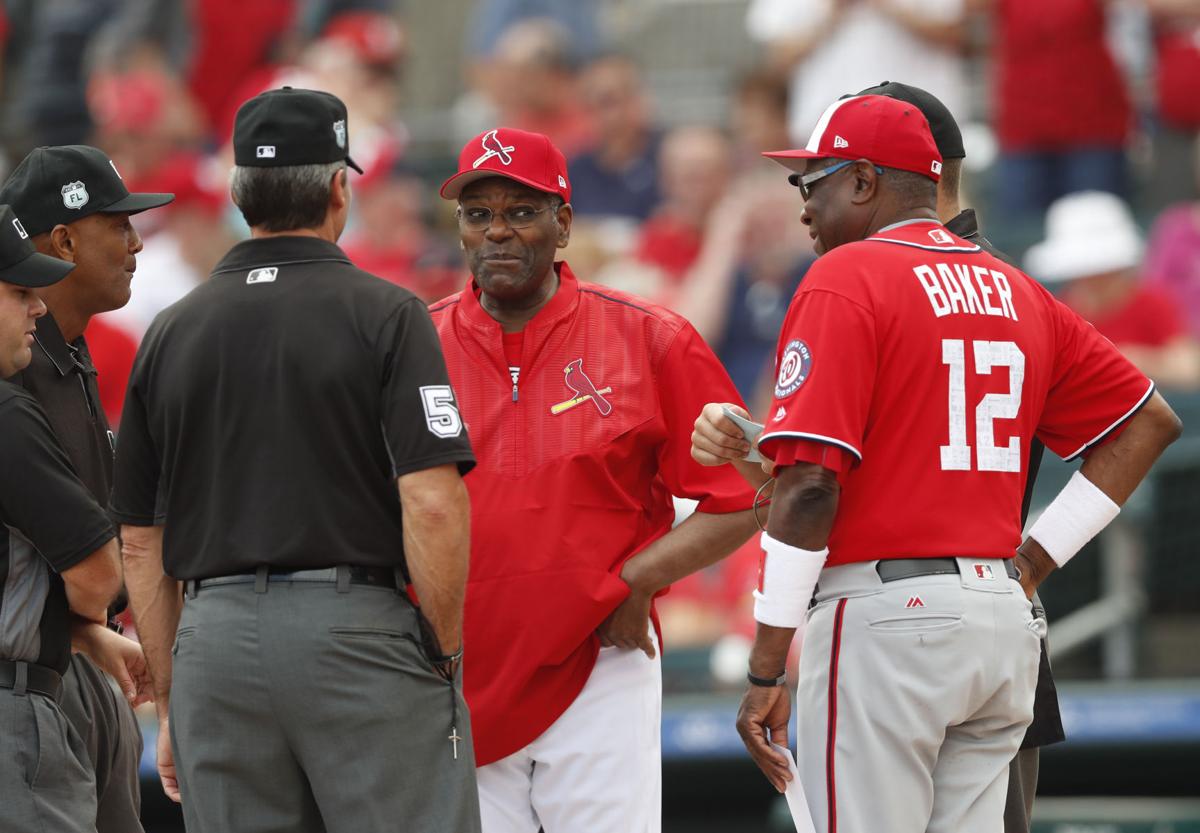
[12,312,115,505]
[110,236,475,580]
[0,382,116,674]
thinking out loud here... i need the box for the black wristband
[747,670,787,687]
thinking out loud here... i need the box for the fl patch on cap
[0,204,75,288]
[440,128,571,202]
[764,94,943,183]
[234,87,363,174]
[0,145,175,237]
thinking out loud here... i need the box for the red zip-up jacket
[430,262,755,765]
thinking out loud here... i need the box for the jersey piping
[864,237,983,253]
[1060,380,1155,461]
[757,430,863,461]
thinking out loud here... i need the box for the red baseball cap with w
[764,94,943,182]
[440,127,571,202]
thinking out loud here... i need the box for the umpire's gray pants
[795,558,1041,833]
[0,684,98,833]
[60,653,145,833]
[170,579,482,833]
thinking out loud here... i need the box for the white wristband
[752,532,828,629]
[1027,471,1120,567]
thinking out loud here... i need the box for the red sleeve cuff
[769,439,855,482]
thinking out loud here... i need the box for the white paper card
[769,742,816,833]
[721,406,765,463]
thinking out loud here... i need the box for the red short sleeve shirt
[760,220,1152,566]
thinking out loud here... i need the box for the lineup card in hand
[722,406,764,464]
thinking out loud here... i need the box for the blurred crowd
[2,0,1199,685]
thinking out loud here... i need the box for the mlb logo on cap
[11,218,27,240]
[257,146,276,159]
[764,94,942,183]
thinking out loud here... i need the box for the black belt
[184,565,400,598]
[876,557,1019,582]
[0,660,63,702]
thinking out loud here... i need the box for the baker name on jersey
[913,262,1018,322]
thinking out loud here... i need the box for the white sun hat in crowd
[1024,190,1144,283]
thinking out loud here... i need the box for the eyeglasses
[456,205,554,232]
[790,159,885,200]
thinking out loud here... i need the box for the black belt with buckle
[0,660,64,701]
[184,565,400,598]
[876,557,1019,582]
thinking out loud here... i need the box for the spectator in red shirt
[633,126,734,289]
[83,315,137,426]
[464,20,595,158]
[1145,0,1200,211]
[340,162,463,304]
[987,0,1132,234]
[1027,191,1200,390]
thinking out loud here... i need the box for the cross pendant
[449,726,462,760]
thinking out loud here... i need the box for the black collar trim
[32,312,76,377]
[210,236,352,277]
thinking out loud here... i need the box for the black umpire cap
[0,204,75,287]
[233,87,363,174]
[854,81,966,160]
[0,146,175,237]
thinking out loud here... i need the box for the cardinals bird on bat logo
[550,359,613,416]
[473,129,516,168]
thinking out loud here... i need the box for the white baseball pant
[475,627,661,833]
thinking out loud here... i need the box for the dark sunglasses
[788,159,885,200]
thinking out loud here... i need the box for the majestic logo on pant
[905,595,925,608]
[550,359,612,416]
[973,564,995,580]
[473,129,516,168]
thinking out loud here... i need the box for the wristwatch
[747,670,787,687]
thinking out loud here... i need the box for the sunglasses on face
[789,159,885,200]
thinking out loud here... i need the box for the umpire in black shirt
[1,143,174,833]
[0,204,131,833]
[110,87,481,833]
[857,81,1065,833]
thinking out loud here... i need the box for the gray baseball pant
[0,679,98,833]
[795,558,1041,833]
[60,652,145,833]
[170,578,482,833]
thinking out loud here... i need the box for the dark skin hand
[598,507,759,657]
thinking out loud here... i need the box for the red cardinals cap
[764,94,942,182]
[440,128,571,202]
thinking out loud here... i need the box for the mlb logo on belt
[973,564,995,581]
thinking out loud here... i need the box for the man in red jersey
[431,127,760,833]
[691,95,1182,833]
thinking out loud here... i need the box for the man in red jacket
[432,127,760,832]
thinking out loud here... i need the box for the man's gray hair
[230,161,345,232]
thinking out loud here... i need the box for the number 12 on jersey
[940,339,1025,472]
